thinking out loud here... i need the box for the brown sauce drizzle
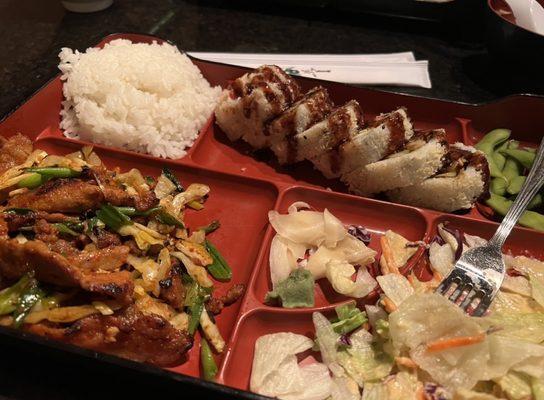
[275,87,333,164]
[327,101,364,175]
[231,65,302,121]
[438,146,490,200]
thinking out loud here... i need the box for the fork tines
[436,268,493,316]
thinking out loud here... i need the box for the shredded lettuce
[376,274,414,307]
[337,329,393,385]
[250,333,331,400]
[494,372,532,400]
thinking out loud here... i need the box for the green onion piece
[0,274,33,315]
[188,298,204,335]
[12,280,45,328]
[86,217,99,235]
[199,220,220,234]
[145,176,155,186]
[17,173,43,189]
[187,200,204,210]
[156,209,185,228]
[54,223,80,237]
[96,204,133,231]
[205,240,232,281]
[3,208,34,215]
[26,167,81,179]
[162,167,184,193]
[113,206,138,216]
[200,338,218,381]
[115,206,162,217]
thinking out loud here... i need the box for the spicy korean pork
[0,133,243,367]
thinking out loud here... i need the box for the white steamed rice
[59,39,221,158]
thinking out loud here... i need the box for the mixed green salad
[251,223,544,400]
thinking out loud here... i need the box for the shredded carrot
[433,271,443,281]
[416,386,426,400]
[395,356,418,369]
[380,236,400,274]
[382,296,397,313]
[426,333,486,353]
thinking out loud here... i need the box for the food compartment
[220,308,329,389]
[31,137,280,377]
[430,214,544,260]
[251,186,430,309]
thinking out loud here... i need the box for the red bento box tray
[2,32,544,399]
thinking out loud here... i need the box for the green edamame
[528,194,543,210]
[486,193,544,231]
[506,175,526,195]
[502,156,522,183]
[493,141,509,170]
[500,148,536,169]
[475,129,511,179]
[490,177,507,196]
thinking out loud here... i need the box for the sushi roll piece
[293,100,364,178]
[386,143,490,212]
[214,65,301,149]
[339,107,414,175]
[267,87,334,165]
[311,107,415,179]
[343,129,449,196]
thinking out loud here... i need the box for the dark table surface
[0,1,541,399]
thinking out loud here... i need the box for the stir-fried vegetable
[200,338,218,381]
[0,273,46,328]
[17,173,43,189]
[96,204,133,231]
[184,276,212,334]
[205,240,232,281]
[0,274,34,315]
[162,167,184,193]
[200,220,220,234]
[26,166,81,179]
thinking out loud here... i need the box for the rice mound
[59,39,221,159]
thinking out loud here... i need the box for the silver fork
[437,136,544,316]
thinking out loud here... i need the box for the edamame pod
[486,193,544,231]
[507,175,526,195]
[493,141,509,170]
[502,156,522,183]
[500,149,536,169]
[475,129,511,179]
[528,194,543,210]
[490,177,507,196]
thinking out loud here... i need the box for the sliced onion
[287,201,312,214]
[441,224,463,261]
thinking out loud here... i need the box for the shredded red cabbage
[348,225,371,245]
[424,383,449,400]
[338,334,352,347]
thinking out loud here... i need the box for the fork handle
[490,136,544,249]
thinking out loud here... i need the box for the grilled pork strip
[7,178,104,213]
[0,239,133,303]
[25,306,193,367]
[0,133,33,175]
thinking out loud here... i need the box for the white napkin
[188,52,432,88]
